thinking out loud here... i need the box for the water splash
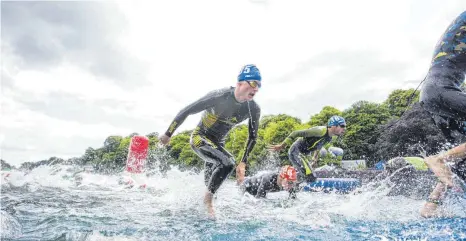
[1,210,22,239]
[1,164,465,240]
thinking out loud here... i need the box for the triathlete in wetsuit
[159,64,262,217]
[417,11,466,218]
[240,165,298,199]
[268,116,346,183]
[420,10,466,142]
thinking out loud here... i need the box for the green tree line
[9,88,454,172]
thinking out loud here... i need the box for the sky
[1,0,465,166]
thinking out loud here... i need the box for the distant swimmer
[159,64,262,218]
[268,116,346,185]
[237,165,299,199]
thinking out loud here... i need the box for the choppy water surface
[1,165,465,240]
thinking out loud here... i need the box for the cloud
[258,50,415,120]
[1,1,466,165]
[0,62,199,165]
[0,94,136,163]
[1,1,148,87]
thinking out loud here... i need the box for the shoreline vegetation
[1,89,458,174]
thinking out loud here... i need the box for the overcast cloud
[1,0,465,165]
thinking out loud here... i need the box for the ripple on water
[1,165,465,241]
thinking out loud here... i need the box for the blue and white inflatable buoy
[303,178,361,193]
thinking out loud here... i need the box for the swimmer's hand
[236,162,246,185]
[159,134,171,146]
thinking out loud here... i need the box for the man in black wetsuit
[417,11,466,218]
[268,116,346,184]
[420,11,466,143]
[159,64,262,217]
[238,165,298,199]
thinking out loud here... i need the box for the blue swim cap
[238,64,261,82]
[328,116,346,127]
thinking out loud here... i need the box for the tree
[114,137,131,167]
[168,130,193,162]
[1,160,15,170]
[342,100,391,166]
[103,136,123,153]
[307,106,342,127]
[259,114,301,129]
[263,115,306,145]
[47,157,65,165]
[225,125,249,163]
[147,136,159,148]
[82,147,97,164]
[383,88,420,117]
[18,157,64,170]
[178,144,202,168]
[147,132,159,139]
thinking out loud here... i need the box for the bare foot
[424,156,453,187]
[204,192,215,219]
[420,202,439,218]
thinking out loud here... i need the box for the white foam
[3,163,465,230]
